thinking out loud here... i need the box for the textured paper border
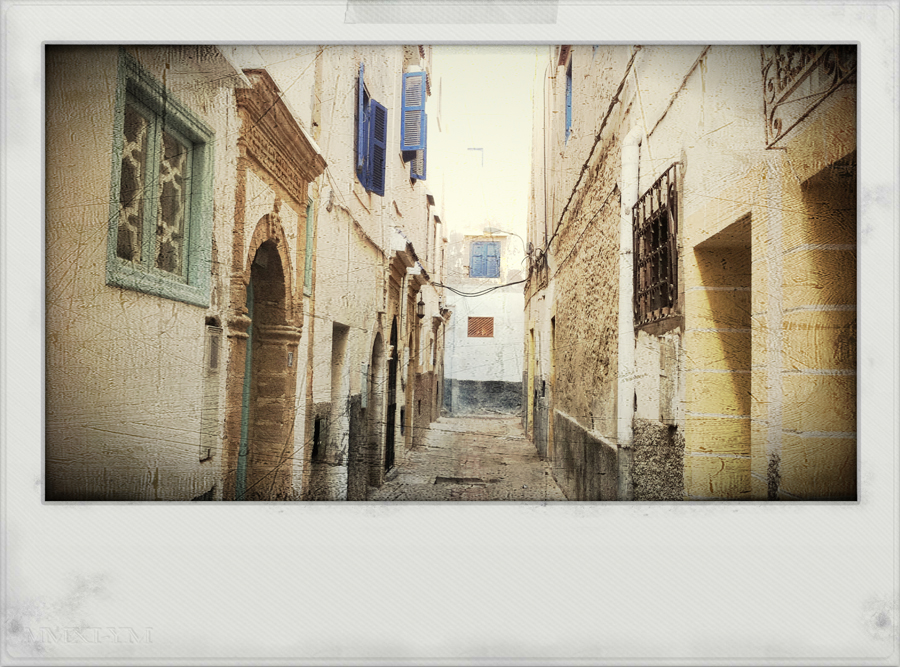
[2,1,898,664]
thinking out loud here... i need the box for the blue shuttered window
[410,113,427,180]
[485,240,499,277]
[356,63,388,196]
[401,72,427,151]
[403,71,428,181]
[471,243,484,276]
[470,241,500,278]
[368,99,388,196]
[356,63,368,177]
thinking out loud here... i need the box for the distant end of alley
[368,416,565,501]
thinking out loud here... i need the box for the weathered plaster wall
[45,46,243,500]
[551,411,618,500]
[551,139,621,440]
[525,46,638,499]
[641,45,857,500]
[528,44,856,501]
[249,45,441,498]
[46,45,445,502]
[444,289,524,384]
[749,87,857,501]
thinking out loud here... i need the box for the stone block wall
[552,410,618,500]
[551,138,622,444]
[444,379,522,416]
[632,419,685,501]
[346,393,368,501]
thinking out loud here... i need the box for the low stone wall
[303,400,334,500]
[413,371,436,448]
[552,410,618,500]
[346,393,368,501]
[534,397,549,460]
[521,371,528,430]
[443,379,523,415]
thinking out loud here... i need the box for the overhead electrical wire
[433,279,526,298]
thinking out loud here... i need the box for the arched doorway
[385,318,398,472]
[354,331,384,495]
[235,239,299,500]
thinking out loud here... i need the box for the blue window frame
[565,59,573,143]
[470,241,500,278]
[107,50,214,307]
[410,113,427,180]
[402,71,428,181]
[356,63,388,196]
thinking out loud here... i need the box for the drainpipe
[617,124,642,501]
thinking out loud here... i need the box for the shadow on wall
[443,379,523,415]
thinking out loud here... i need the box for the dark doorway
[237,240,297,500]
[385,317,398,471]
[358,332,385,492]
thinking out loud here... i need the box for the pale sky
[429,45,540,242]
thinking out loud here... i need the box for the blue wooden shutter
[486,241,500,277]
[410,113,427,180]
[401,71,426,151]
[368,99,388,197]
[470,242,485,277]
[357,63,368,186]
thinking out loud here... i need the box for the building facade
[442,226,526,415]
[45,44,447,501]
[526,45,857,500]
[428,52,535,418]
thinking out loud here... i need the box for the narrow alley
[368,416,564,501]
[43,43,858,504]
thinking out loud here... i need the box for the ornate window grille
[633,164,678,326]
[761,45,856,148]
[107,50,214,307]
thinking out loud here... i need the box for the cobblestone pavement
[367,415,566,501]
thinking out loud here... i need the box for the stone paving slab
[367,416,566,501]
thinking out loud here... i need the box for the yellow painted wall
[748,86,856,500]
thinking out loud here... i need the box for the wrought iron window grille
[633,164,678,327]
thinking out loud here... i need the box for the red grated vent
[468,317,494,338]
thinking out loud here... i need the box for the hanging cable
[433,279,526,298]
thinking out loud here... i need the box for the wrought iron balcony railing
[761,45,856,147]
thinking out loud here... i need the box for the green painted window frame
[303,196,315,296]
[106,49,215,307]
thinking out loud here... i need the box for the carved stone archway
[229,212,302,501]
[222,68,326,500]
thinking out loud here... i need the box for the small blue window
[401,72,427,151]
[410,113,427,181]
[356,63,388,196]
[470,241,500,278]
[403,72,428,181]
[565,60,573,143]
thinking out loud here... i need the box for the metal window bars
[633,164,678,326]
